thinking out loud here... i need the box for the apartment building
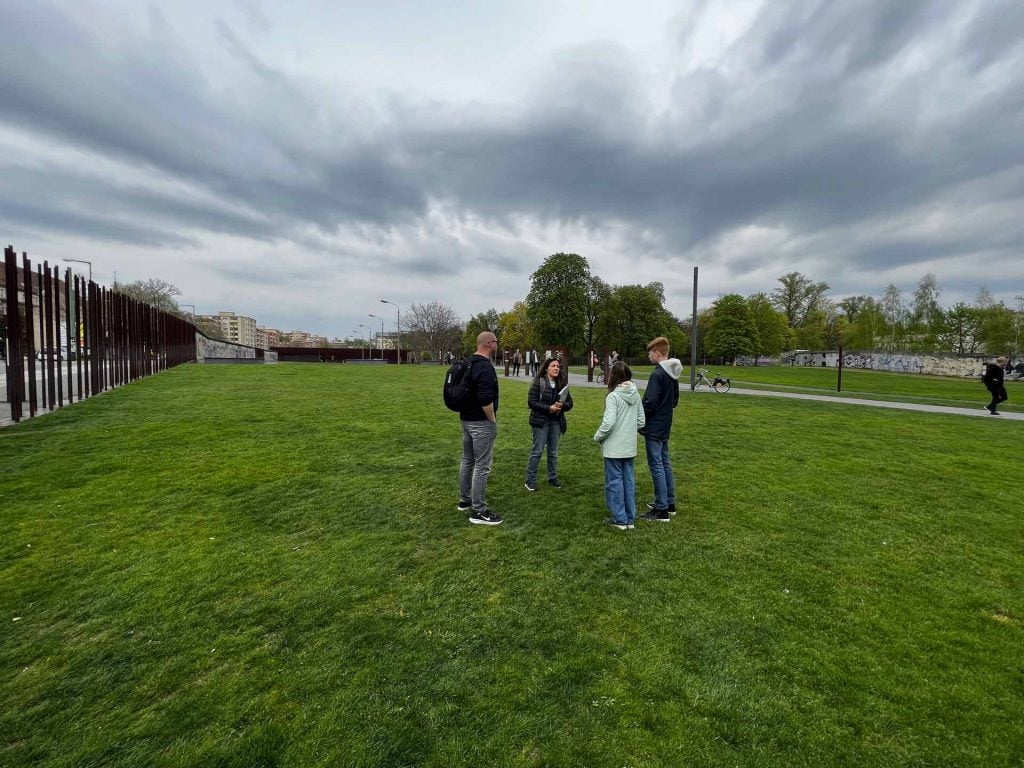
[258,327,282,350]
[199,311,257,347]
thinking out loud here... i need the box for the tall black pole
[690,266,698,391]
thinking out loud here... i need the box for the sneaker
[469,510,503,526]
[524,482,537,492]
[991,411,1001,416]
[456,500,472,512]
[549,479,563,489]
[647,501,677,515]
[642,508,671,523]
[604,517,629,530]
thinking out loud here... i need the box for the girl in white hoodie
[593,361,646,529]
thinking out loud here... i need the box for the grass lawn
[2,363,1022,767]
[569,364,1021,412]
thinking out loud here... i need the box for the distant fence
[272,346,412,363]
[2,245,196,424]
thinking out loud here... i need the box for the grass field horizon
[2,363,1021,767]
[568,363,1021,412]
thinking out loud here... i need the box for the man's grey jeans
[459,420,497,513]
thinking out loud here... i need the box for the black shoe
[549,479,563,489]
[642,508,671,523]
[604,517,629,530]
[991,411,1001,416]
[524,482,537,492]
[469,510,503,526]
[646,501,677,515]
[457,499,472,512]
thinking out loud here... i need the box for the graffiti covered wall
[783,349,989,378]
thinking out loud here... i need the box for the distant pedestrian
[456,331,503,525]
[605,351,618,380]
[512,348,522,376]
[524,357,573,491]
[641,336,682,522]
[594,361,645,530]
[982,355,1008,415]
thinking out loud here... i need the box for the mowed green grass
[1,364,1022,767]
[570,363,1020,411]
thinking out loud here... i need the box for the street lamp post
[368,313,385,361]
[1015,294,1024,360]
[380,299,401,365]
[61,258,92,282]
[358,324,368,360]
[180,304,196,319]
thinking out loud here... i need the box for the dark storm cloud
[0,0,1022,297]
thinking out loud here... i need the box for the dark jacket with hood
[641,358,683,441]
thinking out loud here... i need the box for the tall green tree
[747,293,791,357]
[977,301,1015,355]
[582,274,611,366]
[839,296,884,349]
[596,283,674,359]
[909,273,942,351]
[879,284,907,351]
[462,309,501,354]
[705,294,758,361]
[498,301,535,352]
[525,253,589,355]
[940,303,982,354]
[771,272,830,327]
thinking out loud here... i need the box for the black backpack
[443,358,477,411]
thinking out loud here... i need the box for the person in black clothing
[983,355,1008,415]
[524,357,573,491]
[457,331,503,525]
[641,336,683,522]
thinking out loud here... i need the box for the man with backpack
[452,331,503,525]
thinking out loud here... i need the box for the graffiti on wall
[830,350,987,378]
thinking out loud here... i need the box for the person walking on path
[524,357,573,491]
[983,355,1009,415]
[512,348,522,377]
[457,331,503,525]
[641,336,682,522]
[594,361,646,530]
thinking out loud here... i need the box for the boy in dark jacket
[983,355,1008,415]
[641,336,683,522]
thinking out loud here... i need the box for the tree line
[403,253,686,362]
[703,272,1020,361]
[404,259,1022,363]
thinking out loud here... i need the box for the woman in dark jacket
[524,357,573,490]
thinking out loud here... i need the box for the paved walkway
[506,371,1024,422]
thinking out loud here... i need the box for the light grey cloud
[0,0,1021,337]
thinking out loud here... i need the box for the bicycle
[694,368,731,392]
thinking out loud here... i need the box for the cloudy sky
[1,0,1022,338]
